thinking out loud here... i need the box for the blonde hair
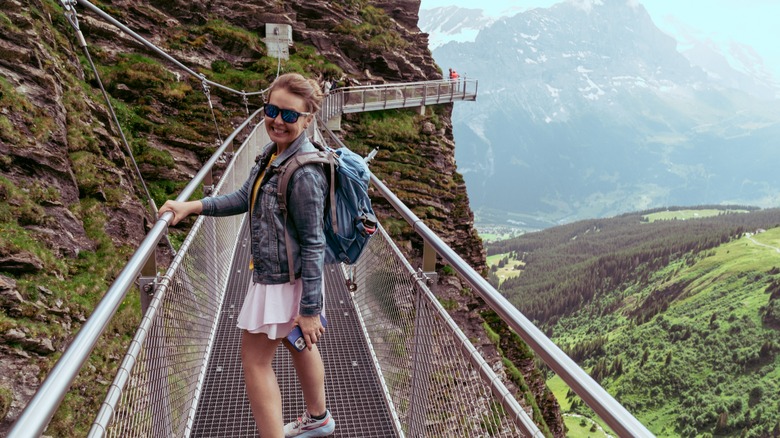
[267,73,324,114]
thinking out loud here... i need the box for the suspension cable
[63,0,288,254]
[73,0,254,96]
[61,0,291,225]
[71,0,281,115]
[74,0,273,100]
[61,3,157,216]
[62,0,181,253]
[63,0,282,179]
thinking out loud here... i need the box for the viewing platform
[320,78,478,129]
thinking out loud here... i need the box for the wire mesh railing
[96,215,238,437]
[5,107,265,438]
[350,226,542,437]
[89,119,270,437]
[367,173,655,438]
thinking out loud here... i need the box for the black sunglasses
[264,103,311,123]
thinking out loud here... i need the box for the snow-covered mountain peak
[423,1,779,99]
[424,0,780,227]
[419,6,495,49]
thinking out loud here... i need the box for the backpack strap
[276,150,338,284]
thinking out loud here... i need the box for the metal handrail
[319,77,479,124]
[338,78,471,91]
[368,174,655,437]
[6,109,263,438]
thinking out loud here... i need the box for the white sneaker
[283,410,335,437]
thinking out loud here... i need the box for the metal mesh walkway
[190,225,397,437]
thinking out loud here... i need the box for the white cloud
[566,0,604,13]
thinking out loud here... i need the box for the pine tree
[716,411,728,432]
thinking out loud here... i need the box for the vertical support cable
[201,75,223,144]
[148,321,174,438]
[137,241,173,438]
[241,91,249,116]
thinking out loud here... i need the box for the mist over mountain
[678,39,780,99]
[651,14,780,98]
[422,0,780,229]
[418,6,494,49]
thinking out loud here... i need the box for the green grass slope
[552,226,780,436]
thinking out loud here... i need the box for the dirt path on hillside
[746,235,780,253]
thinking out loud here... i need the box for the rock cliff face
[0,0,559,434]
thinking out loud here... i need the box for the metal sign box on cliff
[265,23,292,60]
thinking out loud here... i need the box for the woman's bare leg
[284,341,326,416]
[243,331,284,437]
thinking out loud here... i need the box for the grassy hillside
[556,228,780,436]
[488,207,780,437]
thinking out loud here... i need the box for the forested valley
[489,206,779,327]
[485,206,780,437]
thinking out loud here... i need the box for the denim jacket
[200,133,327,316]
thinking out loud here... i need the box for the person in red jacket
[448,67,460,92]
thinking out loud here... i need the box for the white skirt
[236,279,303,339]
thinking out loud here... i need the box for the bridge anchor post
[422,239,438,289]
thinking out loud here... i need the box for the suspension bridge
[8,0,653,437]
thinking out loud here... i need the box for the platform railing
[320,78,477,117]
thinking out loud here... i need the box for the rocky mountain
[426,0,780,230]
[0,0,562,434]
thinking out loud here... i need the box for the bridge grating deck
[190,225,398,437]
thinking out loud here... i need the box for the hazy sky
[419,0,780,81]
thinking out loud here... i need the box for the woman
[159,73,334,438]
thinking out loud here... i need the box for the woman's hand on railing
[159,200,203,226]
